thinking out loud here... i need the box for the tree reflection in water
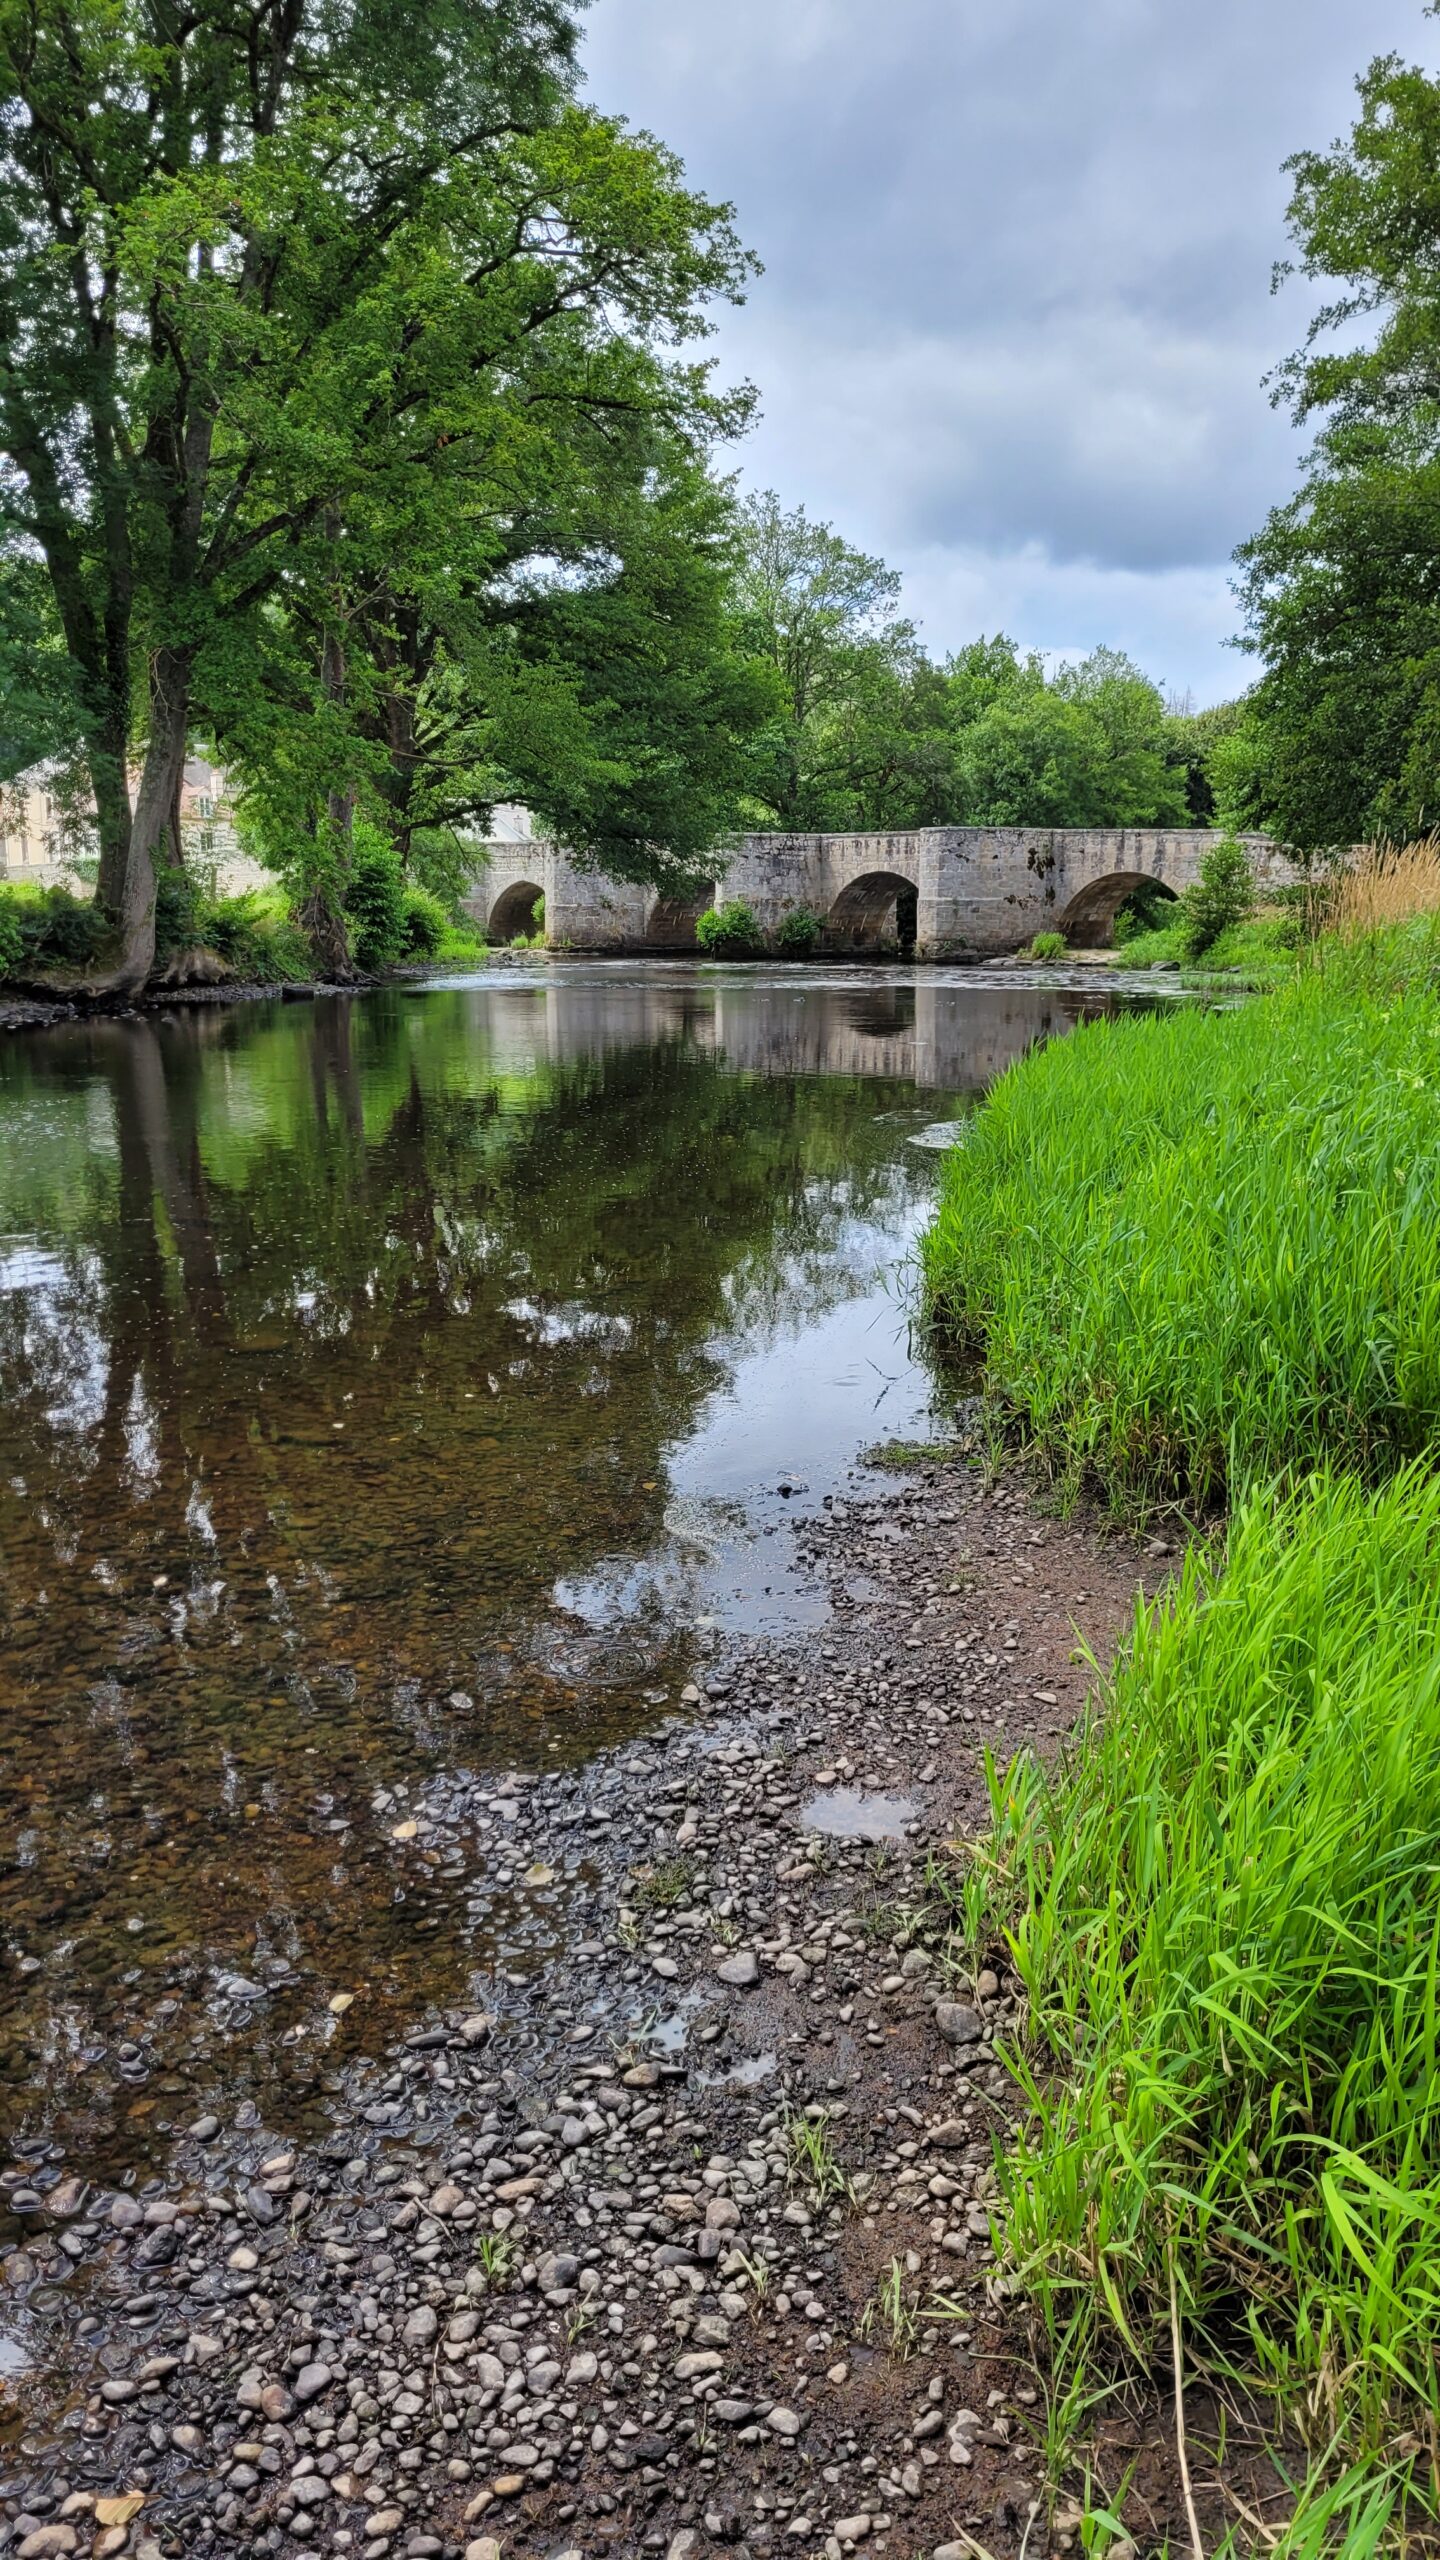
[0,966,1118,2166]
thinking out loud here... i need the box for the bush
[434,916,487,964]
[924,964,1440,1507]
[776,905,822,957]
[154,866,201,958]
[343,823,407,971]
[0,892,23,979]
[399,885,448,957]
[695,898,762,958]
[959,1465,1440,2472]
[1028,930,1066,961]
[0,882,110,975]
[198,890,309,981]
[1181,832,1254,956]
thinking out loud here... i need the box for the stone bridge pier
[465,826,1299,959]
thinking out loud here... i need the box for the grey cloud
[582,0,1436,694]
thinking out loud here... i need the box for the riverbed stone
[933,2002,983,2046]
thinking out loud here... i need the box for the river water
[0,960,1142,2178]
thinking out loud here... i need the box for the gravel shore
[0,1457,1159,2560]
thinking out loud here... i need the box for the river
[0,960,1144,2182]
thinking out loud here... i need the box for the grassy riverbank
[925,943,1440,1512]
[963,1470,1440,2540]
[928,910,1440,2548]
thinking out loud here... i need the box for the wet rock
[934,2002,984,2046]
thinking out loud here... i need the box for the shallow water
[0,959,1140,2171]
[800,1786,917,1842]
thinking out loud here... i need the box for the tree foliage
[0,0,769,984]
[1234,25,1440,845]
[729,503,1197,835]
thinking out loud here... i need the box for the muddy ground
[0,1456,1277,2560]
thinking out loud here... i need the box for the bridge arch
[646,884,716,949]
[1055,870,1179,948]
[488,879,545,943]
[825,870,919,955]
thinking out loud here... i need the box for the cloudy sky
[582,0,1435,703]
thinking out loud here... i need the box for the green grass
[857,2256,921,2357]
[1109,907,1300,984]
[784,2106,854,2209]
[430,915,487,965]
[923,950,1440,1510]
[959,1466,1440,2501]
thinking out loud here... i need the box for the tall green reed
[964,1470,1440,2480]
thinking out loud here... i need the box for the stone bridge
[464,825,1297,958]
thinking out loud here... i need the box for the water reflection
[0,962,1126,2166]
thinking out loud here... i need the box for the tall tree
[0,0,752,986]
[1234,23,1440,844]
[733,490,921,827]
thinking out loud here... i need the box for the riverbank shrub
[1028,930,1066,960]
[198,890,310,981]
[0,881,110,977]
[924,948,1440,1507]
[399,886,447,957]
[344,825,408,969]
[959,1466,1440,2485]
[696,898,762,957]
[776,905,822,956]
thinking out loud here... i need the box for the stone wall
[465,826,1299,959]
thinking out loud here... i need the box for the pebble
[717,1950,759,1987]
[0,1456,1139,2560]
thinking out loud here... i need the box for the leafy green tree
[733,491,924,827]
[1234,30,1440,845]
[955,652,1187,828]
[1163,696,1251,823]
[1048,648,1189,824]
[0,0,754,987]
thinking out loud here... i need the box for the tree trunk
[301,537,356,978]
[94,647,191,996]
[92,726,136,921]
